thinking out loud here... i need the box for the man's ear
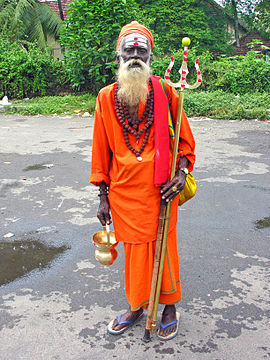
[116,53,120,65]
[149,53,153,65]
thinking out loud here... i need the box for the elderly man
[90,21,195,341]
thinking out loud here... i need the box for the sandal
[107,313,143,335]
[157,312,180,341]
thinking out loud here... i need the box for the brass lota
[92,226,117,266]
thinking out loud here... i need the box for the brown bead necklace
[115,79,154,161]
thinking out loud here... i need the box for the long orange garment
[124,228,182,310]
[90,80,195,309]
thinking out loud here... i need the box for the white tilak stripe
[122,33,148,49]
[125,40,148,49]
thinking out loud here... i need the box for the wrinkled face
[118,33,152,67]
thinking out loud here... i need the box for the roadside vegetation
[184,91,269,120]
[0,0,269,120]
[6,94,96,116]
[6,91,269,120]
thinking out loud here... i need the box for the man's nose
[131,48,141,59]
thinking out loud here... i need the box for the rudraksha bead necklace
[115,79,154,161]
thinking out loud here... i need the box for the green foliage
[203,51,270,94]
[0,35,69,99]
[60,0,138,93]
[8,94,96,115]
[249,0,270,39]
[152,48,213,84]
[223,0,270,40]
[184,90,269,120]
[8,91,269,120]
[222,0,262,15]
[152,49,270,95]
[137,0,232,56]
[0,0,61,48]
[246,39,264,49]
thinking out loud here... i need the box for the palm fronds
[0,0,62,48]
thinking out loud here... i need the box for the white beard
[116,59,151,107]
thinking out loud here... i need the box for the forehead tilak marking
[121,33,149,50]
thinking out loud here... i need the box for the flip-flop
[107,312,144,335]
[157,312,180,341]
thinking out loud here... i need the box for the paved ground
[0,114,269,360]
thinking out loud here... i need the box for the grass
[184,90,269,120]
[6,93,96,116]
[5,91,270,120]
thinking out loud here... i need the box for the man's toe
[164,323,176,336]
[112,318,120,331]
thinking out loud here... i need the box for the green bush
[152,50,270,95]
[152,48,212,85]
[183,90,269,120]
[60,0,138,93]
[137,0,232,56]
[0,35,69,99]
[204,51,270,94]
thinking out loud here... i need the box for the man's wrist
[179,167,189,175]
[177,156,189,174]
[98,181,108,197]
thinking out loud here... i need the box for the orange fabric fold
[123,228,181,310]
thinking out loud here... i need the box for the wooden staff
[151,90,184,335]
[143,37,202,342]
[143,198,167,342]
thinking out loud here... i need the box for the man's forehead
[121,33,149,50]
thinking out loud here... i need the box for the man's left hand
[160,169,187,202]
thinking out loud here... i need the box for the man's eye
[138,48,146,54]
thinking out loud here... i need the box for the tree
[136,0,232,55]
[223,0,262,14]
[232,0,240,47]
[222,0,264,46]
[57,0,64,21]
[0,0,61,49]
[60,0,138,92]
[246,0,270,39]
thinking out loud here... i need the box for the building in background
[39,0,70,18]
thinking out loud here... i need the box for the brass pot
[92,225,117,266]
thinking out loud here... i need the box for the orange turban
[116,21,154,51]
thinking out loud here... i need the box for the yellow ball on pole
[182,37,191,47]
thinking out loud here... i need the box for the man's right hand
[97,195,112,226]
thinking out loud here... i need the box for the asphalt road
[0,114,269,360]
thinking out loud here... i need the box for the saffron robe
[90,79,195,308]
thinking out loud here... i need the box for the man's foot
[108,307,143,334]
[158,305,178,339]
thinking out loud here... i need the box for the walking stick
[143,37,202,342]
[143,198,167,342]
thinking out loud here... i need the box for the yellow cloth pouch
[179,173,197,206]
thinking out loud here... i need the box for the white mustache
[123,59,148,71]
[128,59,143,67]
